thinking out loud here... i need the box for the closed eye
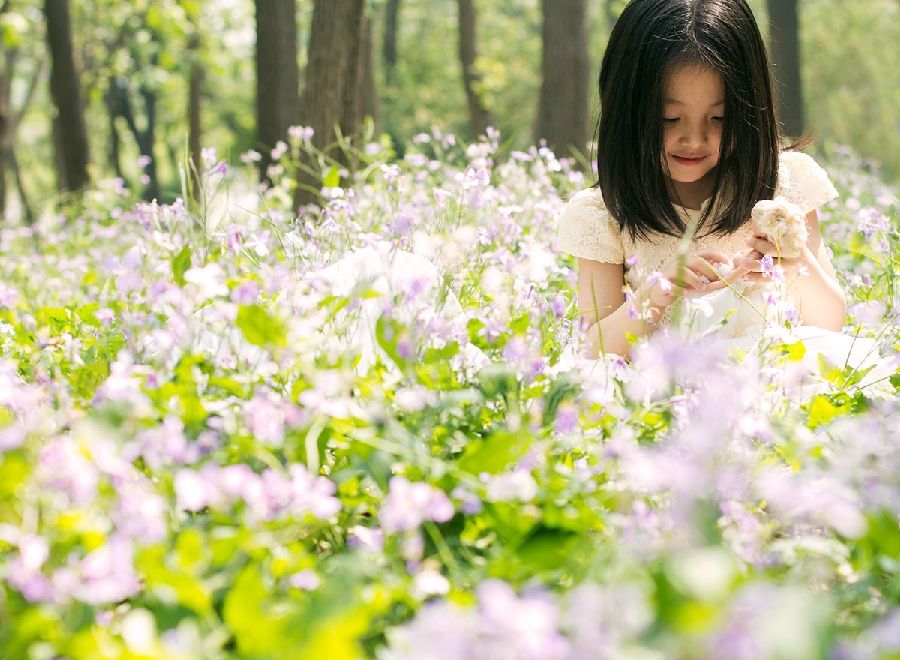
[662,118,679,123]
[711,116,724,122]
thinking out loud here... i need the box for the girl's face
[661,64,725,208]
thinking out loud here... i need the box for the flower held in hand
[751,196,807,258]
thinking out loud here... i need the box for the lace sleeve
[777,151,839,214]
[556,188,625,264]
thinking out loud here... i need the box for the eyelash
[663,116,725,123]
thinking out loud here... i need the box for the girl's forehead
[663,64,725,96]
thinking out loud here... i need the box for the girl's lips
[671,155,706,166]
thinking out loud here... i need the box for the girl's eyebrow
[664,98,726,107]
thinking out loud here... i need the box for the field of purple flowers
[1,130,899,659]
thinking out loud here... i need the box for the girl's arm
[576,259,640,358]
[577,251,732,358]
[741,209,847,330]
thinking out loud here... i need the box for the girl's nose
[679,122,708,146]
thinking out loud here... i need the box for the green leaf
[542,375,580,427]
[224,564,291,655]
[376,315,410,368]
[323,166,341,188]
[457,429,531,475]
[0,13,28,49]
[171,245,192,287]
[236,303,287,348]
[781,340,807,362]
[806,393,852,429]
[136,545,213,618]
[478,364,518,400]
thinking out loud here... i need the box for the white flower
[751,196,807,258]
[184,262,229,303]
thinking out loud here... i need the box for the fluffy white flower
[751,196,807,258]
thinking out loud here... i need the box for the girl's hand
[735,234,810,283]
[645,249,734,307]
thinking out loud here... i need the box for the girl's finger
[676,264,710,291]
[688,256,725,283]
[733,250,763,272]
[694,249,731,265]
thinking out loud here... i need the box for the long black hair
[596,0,782,239]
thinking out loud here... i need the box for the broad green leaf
[236,303,287,348]
[457,429,531,475]
[171,245,192,287]
[806,393,852,429]
[323,166,341,188]
[477,364,518,400]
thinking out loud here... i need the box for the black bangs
[595,0,782,241]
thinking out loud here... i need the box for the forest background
[1,0,899,224]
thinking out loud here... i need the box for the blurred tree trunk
[383,0,400,83]
[535,0,589,158]
[766,0,805,138]
[44,0,90,192]
[2,45,41,223]
[106,61,160,201]
[255,0,300,181]
[105,83,122,180]
[297,0,367,208]
[0,51,9,216]
[362,16,379,132]
[457,0,491,139]
[0,1,9,215]
[188,32,205,194]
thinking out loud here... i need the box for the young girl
[558,0,847,359]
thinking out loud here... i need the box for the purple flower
[553,402,579,435]
[549,293,567,318]
[60,534,141,605]
[243,393,285,446]
[347,525,385,552]
[112,476,168,544]
[286,464,342,519]
[759,254,777,279]
[174,467,220,512]
[40,439,99,506]
[200,147,218,169]
[289,569,321,591]
[380,477,454,532]
[7,534,55,603]
[288,125,314,143]
[0,283,18,308]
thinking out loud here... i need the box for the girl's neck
[667,170,717,211]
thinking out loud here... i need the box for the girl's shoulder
[565,186,606,208]
[776,151,839,213]
[557,186,625,263]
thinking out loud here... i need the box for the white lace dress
[557,152,893,395]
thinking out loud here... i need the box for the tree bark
[188,32,205,194]
[44,0,90,192]
[535,0,589,158]
[361,15,380,132]
[383,0,400,83]
[5,48,43,223]
[766,0,805,138]
[0,1,9,215]
[0,51,10,216]
[457,0,491,139]
[255,0,300,180]
[297,0,367,207]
